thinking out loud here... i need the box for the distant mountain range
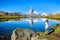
[0,11,23,16]
[42,11,60,19]
[0,10,60,18]
[52,12,60,15]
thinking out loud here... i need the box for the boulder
[11,28,40,40]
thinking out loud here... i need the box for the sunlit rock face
[25,7,41,18]
[11,28,40,40]
[28,7,33,15]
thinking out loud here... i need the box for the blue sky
[0,0,60,13]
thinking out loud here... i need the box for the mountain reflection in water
[0,18,60,40]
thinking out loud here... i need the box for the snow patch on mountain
[33,11,38,14]
[41,13,48,16]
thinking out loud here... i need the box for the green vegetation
[42,13,60,21]
[36,24,60,40]
[0,18,21,22]
[46,24,60,40]
[51,24,60,30]
[36,32,45,39]
[0,16,25,19]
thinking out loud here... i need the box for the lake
[0,18,60,36]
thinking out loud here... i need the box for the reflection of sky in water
[0,18,60,36]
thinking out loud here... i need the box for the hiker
[45,19,49,35]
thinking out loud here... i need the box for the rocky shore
[11,28,41,40]
[11,24,60,40]
[0,24,60,40]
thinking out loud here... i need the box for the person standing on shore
[45,19,49,35]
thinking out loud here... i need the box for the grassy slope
[36,24,60,40]
[0,16,25,19]
[46,24,60,40]
[42,14,60,20]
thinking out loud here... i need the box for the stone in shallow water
[11,28,41,40]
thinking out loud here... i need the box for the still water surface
[0,18,60,36]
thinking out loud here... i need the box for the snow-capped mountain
[41,13,48,16]
[19,7,49,17]
[33,11,39,15]
[52,12,60,15]
[52,13,57,15]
